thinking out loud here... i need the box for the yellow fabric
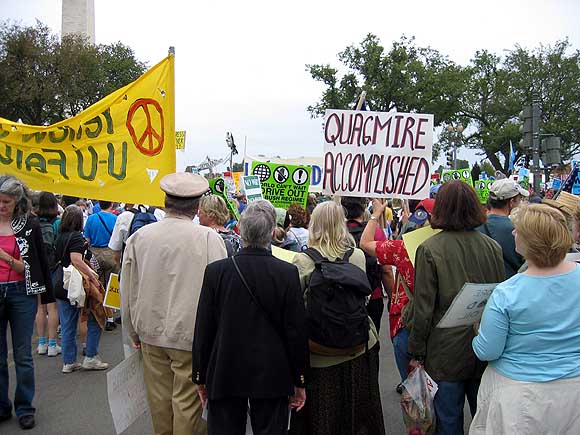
[141,343,206,435]
[0,55,176,207]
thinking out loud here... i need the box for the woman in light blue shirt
[470,204,580,435]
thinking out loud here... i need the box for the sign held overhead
[322,109,433,200]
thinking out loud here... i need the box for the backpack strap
[303,247,325,264]
[342,248,354,262]
[96,213,113,237]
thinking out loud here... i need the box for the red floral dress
[375,240,414,340]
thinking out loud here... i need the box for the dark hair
[341,197,366,220]
[37,192,59,219]
[61,195,79,207]
[99,201,113,210]
[59,205,84,233]
[164,194,201,217]
[287,203,310,228]
[430,181,486,231]
[487,196,509,210]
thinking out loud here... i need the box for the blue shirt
[473,265,580,382]
[84,211,117,247]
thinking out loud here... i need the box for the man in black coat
[193,200,309,435]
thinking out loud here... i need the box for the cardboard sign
[250,161,311,209]
[475,179,494,204]
[244,156,323,193]
[107,351,150,434]
[402,226,441,267]
[322,109,433,200]
[175,130,186,150]
[436,283,498,328]
[209,177,241,220]
[242,175,263,202]
[0,55,176,207]
[271,245,297,263]
[442,168,473,187]
[104,273,120,310]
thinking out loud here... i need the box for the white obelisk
[61,0,95,44]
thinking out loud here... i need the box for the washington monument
[61,0,95,44]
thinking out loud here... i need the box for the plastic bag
[63,265,86,307]
[400,366,437,435]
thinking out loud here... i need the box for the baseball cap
[489,179,529,201]
[409,198,435,226]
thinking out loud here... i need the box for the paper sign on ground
[104,273,120,310]
[271,246,298,263]
[322,109,434,200]
[107,351,149,434]
[436,283,498,328]
[402,226,441,267]
[251,161,311,209]
[242,175,264,202]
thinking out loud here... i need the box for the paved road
[2,315,471,434]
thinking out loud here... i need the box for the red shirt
[375,240,414,339]
[0,235,24,282]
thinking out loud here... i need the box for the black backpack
[128,205,158,238]
[304,248,371,349]
[347,221,383,291]
[39,218,57,271]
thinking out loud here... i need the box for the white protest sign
[436,283,498,328]
[107,351,150,434]
[242,175,264,202]
[322,109,433,200]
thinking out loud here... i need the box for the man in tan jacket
[121,172,227,435]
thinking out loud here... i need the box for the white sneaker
[37,344,48,355]
[62,362,82,373]
[47,345,61,357]
[82,356,109,371]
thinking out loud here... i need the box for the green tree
[458,40,580,171]
[0,20,146,125]
[306,34,466,126]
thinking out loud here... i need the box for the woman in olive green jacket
[408,181,505,435]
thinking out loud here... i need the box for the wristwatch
[370,215,379,221]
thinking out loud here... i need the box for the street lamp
[446,124,464,170]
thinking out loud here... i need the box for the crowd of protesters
[0,171,579,435]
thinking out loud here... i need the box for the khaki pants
[91,246,119,289]
[141,343,206,435]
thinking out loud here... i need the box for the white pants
[470,366,580,435]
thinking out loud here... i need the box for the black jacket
[11,214,54,302]
[193,247,309,400]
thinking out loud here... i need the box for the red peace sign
[126,98,165,156]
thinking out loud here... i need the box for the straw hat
[542,191,580,218]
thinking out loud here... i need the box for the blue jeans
[392,327,411,382]
[0,281,38,417]
[57,299,102,364]
[433,379,479,435]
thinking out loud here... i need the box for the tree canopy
[307,34,580,171]
[0,20,146,125]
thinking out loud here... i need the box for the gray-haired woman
[193,200,309,435]
[0,175,54,430]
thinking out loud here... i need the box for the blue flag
[508,141,516,172]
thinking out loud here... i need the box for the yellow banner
[175,130,186,150]
[0,55,176,206]
[104,273,120,310]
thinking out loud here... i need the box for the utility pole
[531,97,542,193]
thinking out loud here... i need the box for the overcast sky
[4,0,580,170]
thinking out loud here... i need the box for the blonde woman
[198,195,241,256]
[471,204,580,434]
[289,201,385,435]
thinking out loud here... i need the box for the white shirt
[108,206,165,251]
